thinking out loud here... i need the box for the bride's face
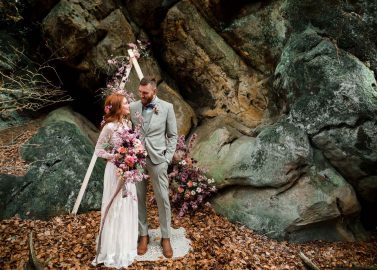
[121,98,130,116]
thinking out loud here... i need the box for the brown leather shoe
[137,235,149,255]
[161,238,173,258]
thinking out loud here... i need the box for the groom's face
[139,83,156,106]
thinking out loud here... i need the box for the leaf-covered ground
[1,119,376,269]
[0,118,43,176]
[1,199,377,270]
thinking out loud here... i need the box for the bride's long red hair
[101,93,128,129]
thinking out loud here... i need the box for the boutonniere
[153,105,159,115]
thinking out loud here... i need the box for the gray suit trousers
[136,157,171,238]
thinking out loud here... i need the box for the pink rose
[178,187,184,193]
[125,155,135,167]
[187,181,193,188]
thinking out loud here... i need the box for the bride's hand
[112,153,121,160]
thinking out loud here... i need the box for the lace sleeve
[95,124,114,160]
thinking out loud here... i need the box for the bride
[92,93,138,269]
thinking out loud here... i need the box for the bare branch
[0,47,73,115]
[299,251,321,270]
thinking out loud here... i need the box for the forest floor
[1,119,377,270]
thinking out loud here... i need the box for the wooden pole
[71,153,98,214]
[128,49,144,80]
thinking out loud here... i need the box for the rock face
[274,28,377,134]
[192,119,312,189]
[184,0,377,240]
[213,161,362,242]
[42,0,135,91]
[192,0,287,75]
[162,0,269,128]
[283,0,377,76]
[43,106,100,144]
[192,119,364,241]
[0,174,29,219]
[1,107,105,219]
[273,27,377,226]
[124,0,180,32]
[157,82,197,136]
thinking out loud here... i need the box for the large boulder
[124,0,180,32]
[283,0,377,76]
[0,174,29,219]
[42,0,136,91]
[274,29,377,132]
[157,82,197,136]
[42,106,100,144]
[162,0,269,128]
[274,27,377,226]
[192,119,312,188]
[192,0,287,75]
[191,119,364,241]
[213,150,363,242]
[1,107,105,219]
[312,121,377,183]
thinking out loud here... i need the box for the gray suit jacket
[130,97,178,165]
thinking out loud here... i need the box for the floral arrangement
[103,124,148,197]
[168,134,217,216]
[101,40,150,99]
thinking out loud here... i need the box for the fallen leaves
[0,118,43,176]
[1,196,376,269]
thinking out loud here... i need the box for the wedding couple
[93,76,178,269]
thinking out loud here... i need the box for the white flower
[193,182,197,187]
[180,160,187,166]
[196,187,202,193]
[191,190,196,196]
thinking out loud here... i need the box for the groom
[130,76,178,258]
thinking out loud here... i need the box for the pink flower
[118,146,127,154]
[178,187,184,193]
[187,181,193,188]
[125,155,135,167]
[104,105,112,114]
[119,163,127,170]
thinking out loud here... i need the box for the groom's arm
[164,103,178,164]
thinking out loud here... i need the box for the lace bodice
[95,120,131,160]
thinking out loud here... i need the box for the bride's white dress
[92,121,138,269]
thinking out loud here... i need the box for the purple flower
[168,134,217,217]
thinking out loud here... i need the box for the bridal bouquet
[107,124,148,196]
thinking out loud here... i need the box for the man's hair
[140,76,157,88]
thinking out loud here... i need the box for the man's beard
[142,95,154,105]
